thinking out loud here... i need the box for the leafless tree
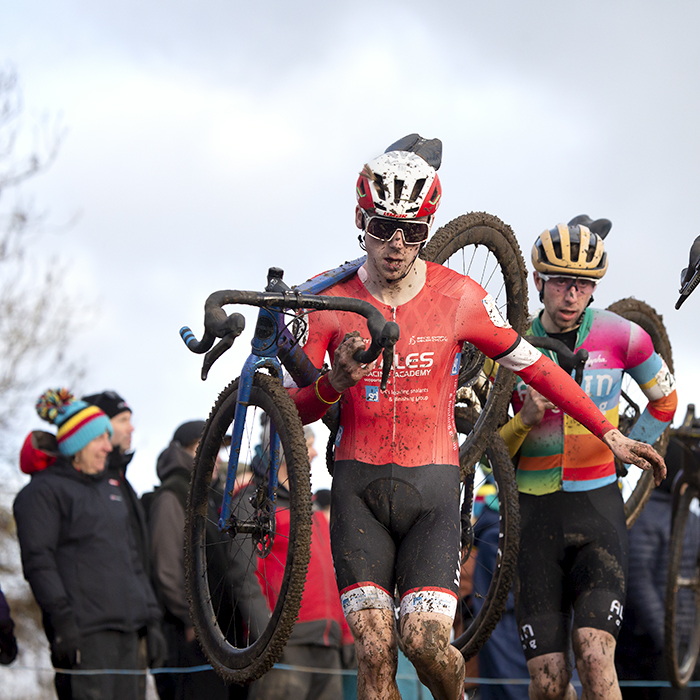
[0,67,84,467]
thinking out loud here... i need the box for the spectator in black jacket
[82,391,150,572]
[82,389,163,699]
[13,388,165,700]
[148,420,245,700]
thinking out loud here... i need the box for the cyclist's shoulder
[424,261,483,299]
[583,307,638,342]
[590,306,656,351]
[318,270,364,297]
[590,306,630,325]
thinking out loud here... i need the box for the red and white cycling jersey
[291,262,615,467]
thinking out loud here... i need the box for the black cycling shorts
[330,460,461,620]
[515,481,628,660]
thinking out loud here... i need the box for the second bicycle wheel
[185,373,313,683]
[452,406,520,661]
[607,298,675,528]
[664,477,700,688]
[421,212,529,469]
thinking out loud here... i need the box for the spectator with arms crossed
[287,137,667,700]
[499,217,677,700]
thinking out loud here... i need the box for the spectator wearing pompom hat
[18,389,114,476]
[13,389,165,700]
[37,388,114,471]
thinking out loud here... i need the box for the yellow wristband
[314,375,341,405]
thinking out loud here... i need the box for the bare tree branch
[0,67,83,466]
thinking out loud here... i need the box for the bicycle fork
[218,307,285,551]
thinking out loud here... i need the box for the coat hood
[156,441,195,482]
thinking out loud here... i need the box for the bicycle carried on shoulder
[180,213,530,681]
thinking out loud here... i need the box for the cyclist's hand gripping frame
[179,265,400,535]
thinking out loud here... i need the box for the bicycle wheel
[452,406,520,661]
[421,212,529,468]
[185,373,313,683]
[664,480,700,688]
[606,298,674,528]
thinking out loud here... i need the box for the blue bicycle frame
[182,257,383,538]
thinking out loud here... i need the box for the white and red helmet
[356,150,442,219]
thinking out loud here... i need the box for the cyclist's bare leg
[346,608,400,700]
[572,627,621,700]
[526,652,577,700]
[399,610,466,700]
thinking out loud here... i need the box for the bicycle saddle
[384,133,442,171]
[567,214,612,239]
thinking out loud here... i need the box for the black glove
[146,621,168,668]
[0,620,18,665]
[48,613,81,670]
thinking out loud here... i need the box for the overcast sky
[2,1,699,495]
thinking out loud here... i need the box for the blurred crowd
[3,383,699,700]
[5,388,362,700]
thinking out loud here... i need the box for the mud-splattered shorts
[330,460,461,621]
[515,481,629,660]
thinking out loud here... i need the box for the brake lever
[201,333,237,380]
[676,236,700,309]
[380,347,394,392]
[352,320,400,391]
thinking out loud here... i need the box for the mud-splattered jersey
[513,308,677,495]
[290,262,617,468]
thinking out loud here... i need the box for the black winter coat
[106,448,152,579]
[13,456,160,643]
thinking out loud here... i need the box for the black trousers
[55,629,140,700]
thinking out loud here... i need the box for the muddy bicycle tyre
[664,478,700,688]
[421,212,529,468]
[452,407,520,661]
[606,298,674,528]
[185,373,312,683]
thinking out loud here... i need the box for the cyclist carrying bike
[289,139,667,700]
[498,218,678,700]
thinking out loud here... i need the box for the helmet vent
[372,172,387,201]
[393,179,404,204]
[409,178,426,203]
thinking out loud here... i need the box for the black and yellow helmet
[532,217,611,280]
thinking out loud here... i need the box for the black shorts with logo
[330,460,461,619]
[515,481,628,660]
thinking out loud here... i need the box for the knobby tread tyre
[606,298,674,528]
[664,483,700,688]
[452,408,520,661]
[185,373,312,683]
[422,212,529,469]
[421,211,529,332]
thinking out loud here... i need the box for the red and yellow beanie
[36,388,113,456]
